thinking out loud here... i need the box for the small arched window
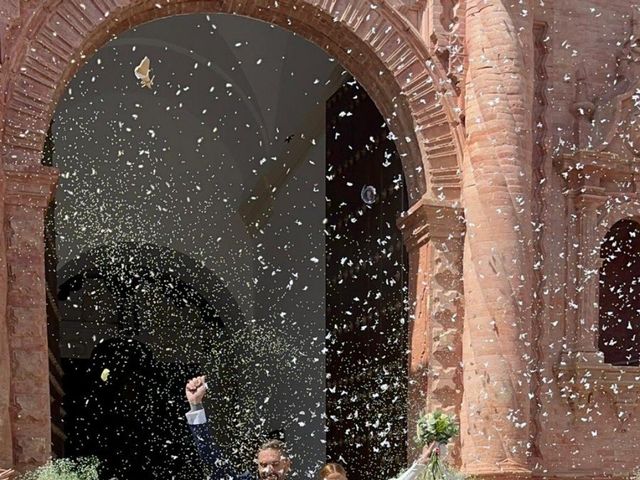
[599,219,640,366]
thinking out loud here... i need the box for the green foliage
[415,411,460,446]
[415,411,460,480]
[19,458,99,480]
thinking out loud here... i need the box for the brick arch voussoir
[1,0,463,202]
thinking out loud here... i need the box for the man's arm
[185,377,249,479]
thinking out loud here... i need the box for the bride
[318,442,439,480]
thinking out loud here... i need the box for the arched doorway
[45,12,412,477]
[0,0,464,475]
[46,13,338,477]
[1,1,462,199]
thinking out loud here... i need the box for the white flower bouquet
[415,411,459,480]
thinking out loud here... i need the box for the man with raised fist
[185,376,292,480]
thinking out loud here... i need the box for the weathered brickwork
[1,0,640,478]
[2,165,57,471]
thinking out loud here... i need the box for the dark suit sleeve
[186,409,252,479]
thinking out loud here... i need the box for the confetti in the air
[134,56,155,89]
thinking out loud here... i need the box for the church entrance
[43,13,408,480]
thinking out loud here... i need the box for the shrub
[19,458,99,480]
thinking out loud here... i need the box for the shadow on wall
[63,336,204,479]
[57,241,241,335]
[57,242,296,478]
[58,242,244,479]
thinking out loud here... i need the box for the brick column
[0,172,12,468]
[572,193,606,357]
[461,0,534,476]
[4,164,58,471]
[399,198,464,464]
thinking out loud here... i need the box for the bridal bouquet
[415,411,459,480]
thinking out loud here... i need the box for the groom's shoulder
[205,473,255,480]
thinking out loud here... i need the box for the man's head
[256,439,291,480]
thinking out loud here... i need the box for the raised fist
[185,376,207,405]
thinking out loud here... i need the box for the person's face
[257,448,291,480]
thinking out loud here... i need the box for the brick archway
[0,0,463,202]
[0,0,466,472]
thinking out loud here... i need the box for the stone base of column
[530,475,629,480]
[464,464,532,480]
[467,474,532,480]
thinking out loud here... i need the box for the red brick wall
[1,0,640,478]
[535,1,640,477]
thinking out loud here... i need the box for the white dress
[394,462,427,480]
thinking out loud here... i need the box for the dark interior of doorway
[54,251,225,479]
[44,129,227,478]
[599,219,640,366]
[325,78,409,480]
[44,75,409,479]
[61,341,203,479]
